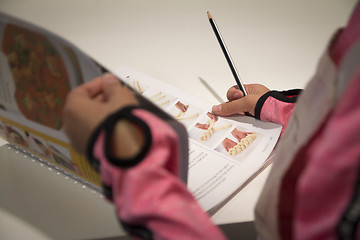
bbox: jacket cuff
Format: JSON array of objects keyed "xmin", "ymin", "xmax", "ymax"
[{"xmin": 254, "ymin": 89, "xmax": 302, "ymax": 120}]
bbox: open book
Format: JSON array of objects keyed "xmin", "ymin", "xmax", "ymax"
[{"xmin": 0, "ymin": 12, "xmax": 281, "ymax": 214}]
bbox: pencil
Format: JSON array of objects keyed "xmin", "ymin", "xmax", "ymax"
[{"xmin": 207, "ymin": 11, "xmax": 247, "ymax": 96}]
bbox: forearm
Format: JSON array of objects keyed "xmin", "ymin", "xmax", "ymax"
[
  {"xmin": 87, "ymin": 107, "xmax": 226, "ymax": 240},
  {"xmin": 109, "ymin": 119, "xmax": 144, "ymax": 159}
]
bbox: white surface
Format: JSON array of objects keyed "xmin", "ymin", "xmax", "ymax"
[
  {"xmin": 0, "ymin": 0, "xmax": 357, "ymax": 239},
  {"xmin": 0, "ymin": 137, "xmax": 7, "ymax": 147},
  {"xmin": 0, "ymin": 146, "xmax": 123, "ymax": 240},
  {"xmin": 0, "ymin": 208, "xmax": 51, "ymax": 240}
]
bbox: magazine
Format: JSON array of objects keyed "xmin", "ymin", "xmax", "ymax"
[{"xmin": 0, "ymin": 12, "xmax": 281, "ymax": 214}]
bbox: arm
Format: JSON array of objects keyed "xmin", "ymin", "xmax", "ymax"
[
  {"xmin": 212, "ymin": 84, "xmax": 301, "ymax": 133},
  {"xmin": 88, "ymin": 107, "xmax": 225, "ymax": 240},
  {"xmin": 63, "ymin": 74, "xmax": 226, "ymax": 240}
]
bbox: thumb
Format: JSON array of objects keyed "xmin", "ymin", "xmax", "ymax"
[
  {"xmin": 212, "ymin": 98, "xmax": 250, "ymax": 116},
  {"xmin": 102, "ymin": 73, "xmax": 120, "ymax": 100}
]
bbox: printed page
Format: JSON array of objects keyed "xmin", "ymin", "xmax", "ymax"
[
  {"xmin": 115, "ymin": 66, "xmax": 282, "ymax": 213},
  {"xmin": 0, "ymin": 13, "xmax": 104, "ymax": 187}
]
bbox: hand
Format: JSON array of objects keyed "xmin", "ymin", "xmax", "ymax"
[
  {"xmin": 63, "ymin": 74, "xmax": 139, "ymax": 154},
  {"xmin": 212, "ymin": 84, "xmax": 270, "ymax": 116}
]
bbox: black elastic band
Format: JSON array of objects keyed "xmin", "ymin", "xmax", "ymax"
[
  {"xmin": 86, "ymin": 106, "xmax": 152, "ymax": 170},
  {"xmin": 104, "ymin": 107, "xmax": 152, "ymax": 168},
  {"xmin": 119, "ymin": 220, "xmax": 153, "ymax": 240}
]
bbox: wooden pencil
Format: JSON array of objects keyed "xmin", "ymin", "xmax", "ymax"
[{"xmin": 207, "ymin": 11, "xmax": 247, "ymax": 96}]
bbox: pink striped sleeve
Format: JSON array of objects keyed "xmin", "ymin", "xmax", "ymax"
[
  {"xmin": 89, "ymin": 107, "xmax": 226, "ymax": 240},
  {"xmin": 255, "ymin": 90, "xmax": 301, "ymax": 134}
]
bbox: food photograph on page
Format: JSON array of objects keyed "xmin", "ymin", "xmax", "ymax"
[
  {"xmin": 25, "ymin": 131, "xmax": 51, "ymax": 159},
  {"xmin": 145, "ymin": 89, "xmax": 175, "ymax": 110},
  {"xmin": 47, "ymin": 142, "xmax": 79, "ymax": 174},
  {"xmin": 189, "ymin": 112, "xmax": 232, "ymax": 148},
  {"xmin": 215, "ymin": 127, "xmax": 260, "ymax": 161},
  {"xmin": 128, "ymin": 77, "xmax": 149, "ymax": 94},
  {"xmin": 1, "ymin": 23, "xmax": 72, "ymax": 130},
  {"xmin": 3, "ymin": 123, "xmax": 28, "ymax": 147},
  {"xmin": 167, "ymin": 100, "xmax": 201, "ymax": 128}
]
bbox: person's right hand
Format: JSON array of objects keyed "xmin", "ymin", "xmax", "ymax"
[{"xmin": 212, "ymin": 84, "xmax": 270, "ymax": 116}]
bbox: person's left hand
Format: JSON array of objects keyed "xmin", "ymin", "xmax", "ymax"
[
  {"xmin": 63, "ymin": 74, "xmax": 139, "ymax": 154},
  {"xmin": 212, "ymin": 84, "xmax": 270, "ymax": 116}
]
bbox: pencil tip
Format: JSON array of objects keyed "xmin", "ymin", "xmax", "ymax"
[{"xmin": 207, "ymin": 11, "xmax": 212, "ymax": 19}]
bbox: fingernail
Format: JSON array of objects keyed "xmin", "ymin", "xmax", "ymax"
[
  {"xmin": 212, "ymin": 104, "xmax": 221, "ymax": 113},
  {"xmin": 233, "ymin": 92, "xmax": 242, "ymax": 99}
]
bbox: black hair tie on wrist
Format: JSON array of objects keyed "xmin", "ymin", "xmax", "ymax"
[{"xmin": 86, "ymin": 106, "xmax": 152, "ymax": 171}]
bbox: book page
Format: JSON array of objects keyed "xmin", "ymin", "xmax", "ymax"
[
  {"xmin": 0, "ymin": 13, "xmax": 104, "ymax": 188},
  {"xmin": 115, "ymin": 66, "xmax": 282, "ymax": 213}
]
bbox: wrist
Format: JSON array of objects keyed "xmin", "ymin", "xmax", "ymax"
[
  {"xmin": 86, "ymin": 106, "xmax": 152, "ymax": 170},
  {"xmin": 110, "ymin": 119, "xmax": 144, "ymax": 159}
]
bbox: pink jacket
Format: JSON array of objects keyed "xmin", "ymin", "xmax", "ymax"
[{"xmin": 255, "ymin": 3, "xmax": 360, "ymax": 239}]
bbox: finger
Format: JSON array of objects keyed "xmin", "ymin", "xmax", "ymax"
[
  {"xmin": 94, "ymin": 93, "xmax": 106, "ymax": 102},
  {"xmin": 244, "ymin": 84, "xmax": 270, "ymax": 95},
  {"xmin": 243, "ymin": 84, "xmax": 257, "ymax": 95},
  {"xmin": 102, "ymin": 73, "xmax": 121, "ymax": 100},
  {"xmin": 80, "ymin": 76, "xmax": 105, "ymax": 98},
  {"xmin": 227, "ymin": 86, "xmax": 244, "ymax": 101},
  {"xmin": 102, "ymin": 74, "xmax": 139, "ymax": 109},
  {"xmin": 212, "ymin": 98, "xmax": 249, "ymax": 116}
]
